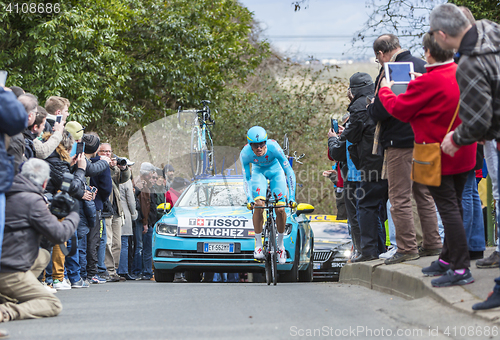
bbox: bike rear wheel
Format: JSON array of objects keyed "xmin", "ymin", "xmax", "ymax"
[{"xmin": 190, "ymin": 125, "xmax": 203, "ymax": 177}]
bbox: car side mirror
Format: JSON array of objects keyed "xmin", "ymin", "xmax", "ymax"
[
  {"xmin": 296, "ymin": 203, "xmax": 314, "ymax": 216},
  {"xmin": 157, "ymin": 203, "xmax": 171, "ymax": 214}
]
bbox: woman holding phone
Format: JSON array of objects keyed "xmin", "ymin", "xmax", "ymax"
[{"xmin": 378, "ymin": 33, "xmax": 476, "ymax": 288}]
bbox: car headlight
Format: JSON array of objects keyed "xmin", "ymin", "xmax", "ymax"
[
  {"xmin": 156, "ymin": 223, "xmax": 177, "ymax": 236},
  {"xmin": 284, "ymin": 223, "xmax": 293, "ymax": 235},
  {"xmin": 337, "ymin": 244, "xmax": 352, "ymax": 259}
]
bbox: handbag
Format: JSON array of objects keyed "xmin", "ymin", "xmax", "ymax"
[{"xmin": 411, "ymin": 103, "xmax": 460, "ymax": 187}]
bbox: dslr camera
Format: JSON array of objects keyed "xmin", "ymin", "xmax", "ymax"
[
  {"xmin": 114, "ymin": 155, "xmax": 127, "ymax": 167},
  {"xmin": 49, "ymin": 173, "xmax": 77, "ymax": 219}
]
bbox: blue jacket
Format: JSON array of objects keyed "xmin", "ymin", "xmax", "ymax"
[{"xmin": 0, "ymin": 88, "xmax": 28, "ymax": 192}]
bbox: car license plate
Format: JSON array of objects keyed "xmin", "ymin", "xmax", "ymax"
[
  {"xmin": 331, "ymin": 262, "xmax": 345, "ymax": 268},
  {"xmin": 203, "ymin": 243, "xmax": 234, "ymax": 253},
  {"xmin": 313, "ymin": 263, "xmax": 321, "ymax": 270}
]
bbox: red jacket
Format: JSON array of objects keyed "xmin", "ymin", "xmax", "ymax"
[{"xmin": 379, "ymin": 61, "xmax": 476, "ymax": 176}]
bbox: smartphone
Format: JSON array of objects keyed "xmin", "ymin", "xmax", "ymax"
[
  {"xmin": 76, "ymin": 141, "xmax": 85, "ymax": 155},
  {"xmin": 0, "ymin": 70, "xmax": 7, "ymax": 86},
  {"xmin": 90, "ymin": 187, "xmax": 97, "ymax": 193},
  {"xmin": 331, "ymin": 118, "xmax": 339, "ymax": 133},
  {"xmin": 56, "ymin": 115, "xmax": 62, "ymax": 124}
]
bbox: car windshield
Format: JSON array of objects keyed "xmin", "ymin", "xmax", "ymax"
[
  {"xmin": 177, "ymin": 181, "xmax": 247, "ymax": 207},
  {"xmin": 310, "ymin": 222, "xmax": 351, "ymax": 241}
]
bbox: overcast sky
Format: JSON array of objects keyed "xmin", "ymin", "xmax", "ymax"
[{"xmin": 239, "ymin": 0, "xmax": 371, "ymax": 60}]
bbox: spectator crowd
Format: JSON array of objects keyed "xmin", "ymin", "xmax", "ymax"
[
  {"xmin": 0, "ymin": 85, "xmax": 194, "ymax": 329},
  {"xmin": 327, "ymin": 3, "xmax": 500, "ymax": 311}
]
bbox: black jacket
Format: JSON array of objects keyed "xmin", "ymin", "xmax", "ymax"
[
  {"xmin": 89, "ymin": 156, "xmax": 112, "ymax": 212},
  {"xmin": 23, "ymin": 129, "xmax": 37, "ymax": 160},
  {"xmin": 45, "ymin": 148, "xmax": 86, "ymax": 199},
  {"xmin": 1, "ymin": 174, "xmax": 79, "ymax": 272},
  {"xmin": 368, "ymin": 50, "xmax": 426, "ymax": 149},
  {"xmin": 343, "ymin": 86, "xmax": 383, "ymax": 181}
]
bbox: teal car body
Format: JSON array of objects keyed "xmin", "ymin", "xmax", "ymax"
[{"xmin": 152, "ymin": 175, "xmax": 314, "ymax": 282}]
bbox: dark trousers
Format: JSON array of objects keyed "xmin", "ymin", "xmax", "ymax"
[
  {"xmin": 427, "ymin": 172, "xmax": 470, "ymax": 270},
  {"xmin": 335, "ymin": 189, "xmax": 347, "ymax": 220},
  {"xmin": 86, "ymin": 210, "xmax": 101, "ymax": 278},
  {"xmin": 344, "ymin": 181, "xmax": 361, "ymax": 252},
  {"xmin": 358, "ymin": 180, "xmax": 388, "ymax": 257}
]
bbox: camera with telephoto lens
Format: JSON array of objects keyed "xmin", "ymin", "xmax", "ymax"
[
  {"xmin": 50, "ymin": 173, "xmax": 76, "ymax": 219},
  {"xmin": 114, "ymin": 155, "xmax": 127, "ymax": 167}
]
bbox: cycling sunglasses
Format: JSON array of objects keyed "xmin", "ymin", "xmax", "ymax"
[{"xmin": 251, "ymin": 141, "xmax": 266, "ymax": 149}]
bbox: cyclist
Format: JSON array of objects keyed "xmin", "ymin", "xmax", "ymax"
[{"xmin": 240, "ymin": 126, "xmax": 297, "ymax": 264}]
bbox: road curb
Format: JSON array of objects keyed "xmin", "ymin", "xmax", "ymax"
[{"xmin": 340, "ymin": 259, "xmax": 500, "ymax": 324}]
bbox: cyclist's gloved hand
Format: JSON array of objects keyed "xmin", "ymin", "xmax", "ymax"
[
  {"xmin": 247, "ymin": 202, "xmax": 255, "ymax": 210},
  {"xmin": 289, "ymin": 201, "xmax": 297, "ymax": 209}
]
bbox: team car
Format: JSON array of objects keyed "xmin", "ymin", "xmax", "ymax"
[
  {"xmin": 308, "ymin": 215, "xmax": 352, "ymax": 281},
  {"xmin": 152, "ymin": 175, "xmax": 315, "ymax": 282}
]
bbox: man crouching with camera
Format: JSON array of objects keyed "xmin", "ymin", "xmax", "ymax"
[{"xmin": 0, "ymin": 158, "xmax": 79, "ymax": 322}]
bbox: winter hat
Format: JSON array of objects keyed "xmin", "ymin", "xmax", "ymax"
[
  {"xmin": 65, "ymin": 121, "xmax": 84, "ymax": 141},
  {"xmin": 82, "ymin": 134, "xmax": 100, "ymax": 154},
  {"xmin": 349, "ymin": 72, "xmax": 373, "ymax": 89},
  {"xmin": 140, "ymin": 162, "xmax": 156, "ymax": 176},
  {"xmin": 171, "ymin": 177, "xmax": 190, "ymax": 191}
]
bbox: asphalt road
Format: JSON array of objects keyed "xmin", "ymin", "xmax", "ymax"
[{"xmin": 4, "ymin": 281, "xmax": 499, "ymax": 340}]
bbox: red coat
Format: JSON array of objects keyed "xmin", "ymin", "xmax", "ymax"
[{"xmin": 379, "ymin": 61, "xmax": 476, "ymax": 176}]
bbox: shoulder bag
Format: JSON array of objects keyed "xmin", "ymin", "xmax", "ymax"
[{"xmin": 411, "ymin": 103, "xmax": 460, "ymax": 187}]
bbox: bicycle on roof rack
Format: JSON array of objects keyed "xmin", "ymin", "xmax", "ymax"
[
  {"xmin": 178, "ymin": 100, "xmax": 215, "ymax": 178},
  {"xmin": 283, "ymin": 133, "xmax": 305, "ymax": 168}
]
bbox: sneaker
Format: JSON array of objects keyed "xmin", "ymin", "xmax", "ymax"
[
  {"xmin": 106, "ymin": 274, "xmax": 121, "ymax": 282},
  {"xmin": 476, "ymin": 251, "xmax": 500, "ymax": 268},
  {"xmin": 254, "ymin": 247, "xmax": 265, "ymax": 260},
  {"xmin": 472, "ymin": 291, "xmax": 500, "ymax": 310},
  {"xmin": 173, "ymin": 277, "xmax": 188, "ymax": 283},
  {"xmin": 379, "ymin": 246, "xmax": 398, "ymax": 259},
  {"xmin": 350, "ymin": 254, "xmax": 379, "ymax": 263},
  {"xmin": 90, "ymin": 275, "xmax": 106, "ymax": 284},
  {"xmin": 140, "ymin": 275, "xmax": 152, "ymax": 280},
  {"xmin": 431, "ymin": 269, "xmax": 474, "ymax": 287},
  {"xmin": 42, "ymin": 282, "xmax": 57, "ymax": 294},
  {"xmin": 384, "ymin": 252, "xmax": 419, "ymax": 265},
  {"xmin": 277, "ymin": 247, "xmax": 287, "ymax": 264},
  {"xmin": 418, "ymin": 247, "xmax": 442, "ymax": 257},
  {"xmin": 422, "ymin": 260, "xmax": 450, "ymax": 276},
  {"xmin": 53, "ymin": 279, "xmax": 71, "ymax": 290},
  {"xmin": 71, "ymin": 278, "xmax": 90, "ymax": 288}
]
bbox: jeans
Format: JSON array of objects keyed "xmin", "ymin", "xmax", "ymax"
[
  {"xmin": 484, "ymin": 141, "xmax": 500, "ymax": 251},
  {"xmin": 462, "ymin": 170, "xmax": 486, "ymax": 251},
  {"xmin": 0, "ymin": 193, "xmax": 5, "ymax": 260},
  {"xmin": 65, "ymin": 230, "xmax": 81, "ymax": 283},
  {"xmin": 117, "ymin": 235, "xmax": 130, "ymax": 275},
  {"xmin": 494, "ymin": 149, "xmax": 500, "ymax": 293},
  {"xmin": 97, "ymin": 217, "xmax": 108, "ymax": 275},
  {"xmin": 142, "ymin": 225, "xmax": 154, "ymax": 277},
  {"xmin": 77, "ymin": 200, "xmax": 93, "ymax": 279},
  {"xmin": 131, "ymin": 220, "xmax": 144, "ymax": 277},
  {"xmin": 344, "ymin": 181, "xmax": 361, "ymax": 252}
]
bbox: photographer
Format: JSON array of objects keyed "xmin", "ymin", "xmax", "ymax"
[{"xmin": 0, "ymin": 158, "xmax": 79, "ymax": 321}]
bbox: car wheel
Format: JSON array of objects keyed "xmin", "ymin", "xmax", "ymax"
[
  {"xmin": 154, "ymin": 268, "xmax": 175, "ymax": 282},
  {"xmin": 280, "ymin": 237, "xmax": 300, "ymax": 283},
  {"xmin": 185, "ymin": 271, "xmax": 201, "ymax": 282},
  {"xmin": 299, "ymin": 240, "xmax": 313, "ymax": 282}
]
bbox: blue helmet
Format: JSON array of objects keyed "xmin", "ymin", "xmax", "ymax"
[{"xmin": 247, "ymin": 126, "xmax": 268, "ymax": 144}]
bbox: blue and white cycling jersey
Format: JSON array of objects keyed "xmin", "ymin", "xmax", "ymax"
[{"xmin": 239, "ymin": 139, "xmax": 296, "ymax": 204}]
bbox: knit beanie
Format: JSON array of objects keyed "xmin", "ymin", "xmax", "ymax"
[{"xmin": 82, "ymin": 134, "xmax": 100, "ymax": 154}]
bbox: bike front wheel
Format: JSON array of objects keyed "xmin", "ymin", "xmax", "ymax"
[{"xmin": 269, "ymin": 220, "xmax": 278, "ymax": 286}]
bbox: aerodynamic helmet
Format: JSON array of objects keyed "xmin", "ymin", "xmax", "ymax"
[{"xmin": 246, "ymin": 126, "xmax": 268, "ymax": 144}]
